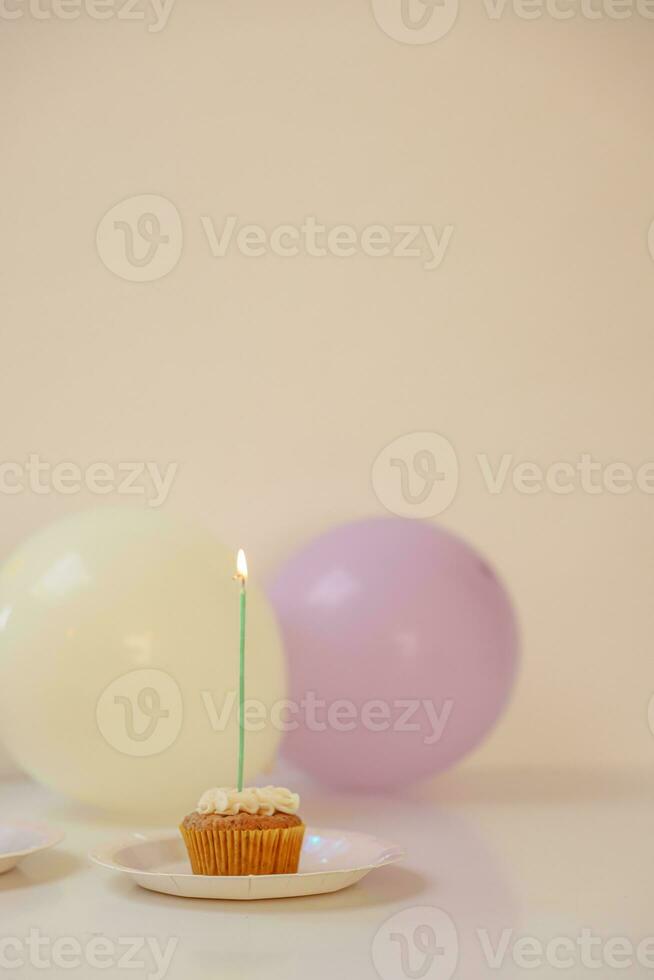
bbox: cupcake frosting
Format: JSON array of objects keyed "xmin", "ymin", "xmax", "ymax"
[{"xmin": 196, "ymin": 786, "xmax": 300, "ymax": 816}]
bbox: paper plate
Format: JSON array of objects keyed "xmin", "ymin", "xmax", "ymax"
[
  {"xmin": 0, "ymin": 822, "xmax": 65, "ymax": 874},
  {"xmin": 90, "ymin": 826, "xmax": 404, "ymax": 900}
]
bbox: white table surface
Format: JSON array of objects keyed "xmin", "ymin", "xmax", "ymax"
[{"xmin": 0, "ymin": 769, "xmax": 651, "ymax": 979}]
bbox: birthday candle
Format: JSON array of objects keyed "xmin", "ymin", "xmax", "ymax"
[{"xmin": 235, "ymin": 549, "xmax": 248, "ymax": 792}]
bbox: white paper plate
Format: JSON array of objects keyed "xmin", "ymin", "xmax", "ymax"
[
  {"xmin": 0, "ymin": 822, "xmax": 65, "ymax": 874},
  {"xmin": 90, "ymin": 827, "xmax": 405, "ymax": 900}
]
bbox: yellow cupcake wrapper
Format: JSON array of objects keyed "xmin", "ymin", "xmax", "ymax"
[{"xmin": 180, "ymin": 823, "xmax": 305, "ymax": 876}]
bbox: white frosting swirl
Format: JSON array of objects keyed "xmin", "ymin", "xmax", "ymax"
[{"xmin": 196, "ymin": 786, "xmax": 300, "ymax": 816}]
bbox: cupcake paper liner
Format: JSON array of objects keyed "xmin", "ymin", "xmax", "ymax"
[{"xmin": 180, "ymin": 823, "xmax": 305, "ymax": 876}]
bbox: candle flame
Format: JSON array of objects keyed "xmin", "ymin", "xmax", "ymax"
[{"xmin": 236, "ymin": 548, "xmax": 248, "ymax": 582}]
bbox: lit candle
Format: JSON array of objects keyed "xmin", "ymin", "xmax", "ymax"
[{"xmin": 234, "ymin": 549, "xmax": 248, "ymax": 792}]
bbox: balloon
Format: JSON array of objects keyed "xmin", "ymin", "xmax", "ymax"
[
  {"xmin": 0, "ymin": 509, "xmax": 286, "ymax": 820},
  {"xmin": 268, "ymin": 518, "xmax": 518, "ymax": 790}
]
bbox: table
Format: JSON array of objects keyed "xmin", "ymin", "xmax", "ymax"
[{"xmin": 1, "ymin": 769, "xmax": 651, "ymax": 979}]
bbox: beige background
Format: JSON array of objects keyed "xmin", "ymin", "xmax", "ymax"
[{"xmin": 1, "ymin": 1, "xmax": 653, "ymax": 776}]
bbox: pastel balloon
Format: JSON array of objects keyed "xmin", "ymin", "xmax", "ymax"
[
  {"xmin": 0, "ymin": 509, "xmax": 286, "ymax": 820},
  {"xmin": 268, "ymin": 518, "xmax": 518, "ymax": 790}
]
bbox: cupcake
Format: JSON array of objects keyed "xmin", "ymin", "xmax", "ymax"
[{"xmin": 180, "ymin": 786, "xmax": 305, "ymax": 876}]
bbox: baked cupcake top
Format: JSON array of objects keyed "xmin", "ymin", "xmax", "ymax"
[{"xmin": 195, "ymin": 786, "xmax": 300, "ymax": 817}]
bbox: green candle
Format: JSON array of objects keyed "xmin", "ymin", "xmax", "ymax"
[{"xmin": 235, "ymin": 549, "xmax": 248, "ymax": 792}]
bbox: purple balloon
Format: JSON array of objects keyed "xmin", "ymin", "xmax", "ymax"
[{"xmin": 268, "ymin": 518, "xmax": 518, "ymax": 790}]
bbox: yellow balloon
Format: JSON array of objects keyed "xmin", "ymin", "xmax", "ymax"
[{"xmin": 0, "ymin": 509, "xmax": 286, "ymax": 821}]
